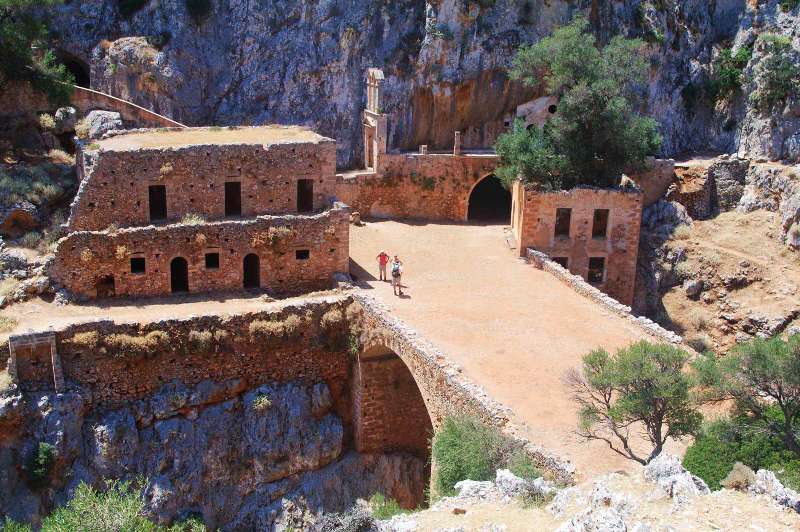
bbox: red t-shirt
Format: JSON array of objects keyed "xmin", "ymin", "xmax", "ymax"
[{"xmin": 378, "ymin": 253, "xmax": 390, "ymax": 265}]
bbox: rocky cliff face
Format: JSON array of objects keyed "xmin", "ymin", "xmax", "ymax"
[
  {"xmin": 0, "ymin": 380, "xmax": 426, "ymax": 530},
  {"xmin": 46, "ymin": 1, "xmax": 799, "ymax": 168}
]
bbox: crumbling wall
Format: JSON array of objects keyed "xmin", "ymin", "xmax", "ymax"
[
  {"xmin": 50, "ymin": 206, "xmax": 350, "ymax": 298},
  {"xmin": 336, "ymin": 153, "xmax": 499, "ymax": 221},
  {"xmin": 512, "ymin": 185, "xmax": 643, "ymax": 305},
  {"xmin": 67, "ymin": 136, "xmax": 337, "ymax": 231}
]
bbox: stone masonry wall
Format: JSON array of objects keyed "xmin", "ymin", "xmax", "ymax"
[
  {"xmin": 336, "ymin": 153, "xmax": 499, "ymax": 221},
  {"xmin": 50, "ymin": 206, "xmax": 350, "ymax": 298},
  {"xmin": 67, "ymin": 136, "xmax": 337, "ymax": 231},
  {"xmin": 512, "ymin": 184, "xmax": 643, "ymax": 306}
]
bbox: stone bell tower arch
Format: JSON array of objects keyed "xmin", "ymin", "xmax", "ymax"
[{"xmin": 363, "ymin": 68, "xmax": 388, "ymax": 172}]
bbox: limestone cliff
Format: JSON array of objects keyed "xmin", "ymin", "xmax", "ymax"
[
  {"xmin": 46, "ymin": 1, "xmax": 800, "ymax": 168},
  {"xmin": 0, "ymin": 380, "xmax": 425, "ymax": 530}
]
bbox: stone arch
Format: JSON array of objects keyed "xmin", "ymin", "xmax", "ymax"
[
  {"xmin": 466, "ymin": 173, "xmax": 511, "ymax": 223},
  {"xmin": 354, "ymin": 339, "xmax": 434, "ymax": 460}
]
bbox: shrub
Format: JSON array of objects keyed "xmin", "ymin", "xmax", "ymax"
[
  {"xmin": 48, "ymin": 149, "xmax": 75, "ymax": 165},
  {"xmin": 75, "ymin": 118, "xmax": 91, "ymax": 139},
  {"xmin": 707, "ymin": 46, "xmax": 751, "ymax": 101},
  {"xmin": 0, "ymin": 166, "xmax": 65, "ymax": 207},
  {"xmin": 368, "ymin": 493, "xmax": 409, "ymax": 519},
  {"xmin": 186, "ymin": 0, "xmax": 213, "ymax": 22},
  {"xmin": 38, "ymin": 113, "xmax": 55, "ymax": 131},
  {"xmin": 115, "ymin": 245, "xmax": 129, "ymax": 261},
  {"xmin": 26, "ymin": 441, "xmax": 54, "ymax": 488},
  {"xmin": 432, "ymin": 415, "xmax": 534, "ymax": 496},
  {"xmin": 1, "ymin": 517, "xmax": 31, "ymax": 532},
  {"xmin": 683, "ymin": 423, "xmax": 737, "ymax": 489},
  {"xmin": 249, "ymin": 315, "xmax": 302, "ymax": 340},
  {"xmin": 0, "ymin": 370, "xmax": 14, "ymax": 394},
  {"xmin": 159, "ymin": 162, "xmax": 174, "ymax": 177},
  {"xmin": 252, "ymin": 393, "xmax": 272, "ymax": 411},
  {"xmin": 80, "ymin": 248, "xmax": 94, "ymax": 263},
  {"xmin": 320, "ymin": 308, "xmax": 343, "ymax": 329},
  {"xmin": 688, "ymin": 309, "xmax": 709, "ymax": 331},
  {"xmin": 566, "ymin": 340, "xmax": 702, "ymax": 464},
  {"xmin": 105, "ymin": 330, "xmax": 170, "ymax": 357},
  {"xmin": 67, "ymin": 330, "xmax": 100, "ymax": 349},
  {"xmin": 721, "ymin": 462, "xmax": 756, "ymax": 491},
  {"xmin": 686, "ymin": 332, "xmax": 713, "ymax": 353},
  {"xmin": 751, "ymin": 34, "xmax": 800, "ymax": 113}
]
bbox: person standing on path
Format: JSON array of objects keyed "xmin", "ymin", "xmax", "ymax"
[
  {"xmin": 391, "ymin": 255, "xmax": 404, "ymax": 296},
  {"xmin": 376, "ymin": 250, "xmax": 390, "ymax": 281}
]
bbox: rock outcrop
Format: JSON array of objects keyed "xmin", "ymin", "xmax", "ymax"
[{"xmin": 0, "ymin": 380, "xmax": 426, "ymax": 529}]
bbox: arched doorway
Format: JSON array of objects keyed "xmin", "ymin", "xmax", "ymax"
[
  {"xmin": 354, "ymin": 343, "xmax": 433, "ymax": 508},
  {"xmin": 58, "ymin": 51, "xmax": 90, "ymax": 88},
  {"xmin": 170, "ymin": 257, "xmax": 189, "ymax": 293},
  {"xmin": 95, "ymin": 275, "xmax": 115, "ymax": 298},
  {"xmin": 467, "ymin": 174, "xmax": 511, "ymax": 223},
  {"xmin": 243, "ymin": 253, "xmax": 260, "ymax": 289}
]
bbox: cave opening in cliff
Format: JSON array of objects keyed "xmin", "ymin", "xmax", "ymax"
[
  {"xmin": 58, "ymin": 51, "xmax": 90, "ymax": 88},
  {"xmin": 467, "ymin": 174, "xmax": 511, "ymax": 223}
]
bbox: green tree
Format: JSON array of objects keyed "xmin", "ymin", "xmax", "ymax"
[
  {"xmin": 496, "ymin": 17, "xmax": 661, "ymax": 189},
  {"xmin": 566, "ymin": 340, "xmax": 702, "ymax": 465},
  {"xmin": 707, "ymin": 46, "xmax": 752, "ymax": 102},
  {"xmin": 694, "ymin": 334, "xmax": 800, "ymax": 457},
  {"xmin": 0, "ymin": 0, "xmax": 74, "ymax": 105},
  {"xmin": 494, "ymin": 119, "xmax": 565, "ymax": 190}
]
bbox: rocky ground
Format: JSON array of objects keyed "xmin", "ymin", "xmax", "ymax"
[
  {"xmin": 636, "ymin": 158, "xmax": 800, "ymax": 351},
  {"xmin": 364, "ymin": 455, "xmax": 800, "ymax": 531}
]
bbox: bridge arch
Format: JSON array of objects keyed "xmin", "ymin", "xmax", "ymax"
[
  {"xmin": 353, "ymin": 340, "xmax": 434, "ymax": 461},
  {"xmin": 466, "ymin": 173, "xmax": 511, "ymax": 223}
]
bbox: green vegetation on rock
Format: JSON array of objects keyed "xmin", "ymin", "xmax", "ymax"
[
  {"xmin": 495, "ymin": 17, "xmax": 660, "ymax": 190},
  {"xmin": 431, "ymin": 415, "xmax": 540, "ymax": 497},
  {"xmin": 750, "ymin": 34, "xmax": 800, "ymax": 113},
  {"xmin": 0, "ymin": 0, "xmax": 74, "ymax": 105}
]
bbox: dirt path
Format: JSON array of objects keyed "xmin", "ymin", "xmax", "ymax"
[{"xmin": 350, "ymin": 220, "xmax": 685, "ymax": 479}]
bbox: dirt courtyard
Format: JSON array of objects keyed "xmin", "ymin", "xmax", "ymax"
[{"xmin": 350, "ymin": 220, "xmax": 684, "ymax": 479}]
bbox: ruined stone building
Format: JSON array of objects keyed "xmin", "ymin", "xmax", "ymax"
[
  {"xmin": 511, "ymin": 183, "xmax": 643, "ymax": 305},
  {"xmin": 50, "ymin": 126, "xmax": 350, "ymax": 298}
]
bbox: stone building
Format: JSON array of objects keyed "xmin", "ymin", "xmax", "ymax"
[
  {"xmin": 511, "ymin": 182, "xmax": 643, "ymax": 305},
  {"xmin": 51, "ymin": 125, "xmax": 350, "ymax": 298}
]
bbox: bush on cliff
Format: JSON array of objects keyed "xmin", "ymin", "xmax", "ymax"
[
  {"xmin": 495, "ymin": 16, "xmax": 660, "ymax": 190},
  {"xmin": 566, "ymin": 340, "xmax": 702, "ymax": 465},
  {"xmin": 432, "ymin": 415, "xmax": 540, "ymax": 496}
]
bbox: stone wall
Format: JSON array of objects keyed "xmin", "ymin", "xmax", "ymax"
[
  {"xmin": 511, "ymin": 183, "xmax": 643, "ymax": 305},
  {"xmin": 67, "ymin": 133, "xmax": 337, "ymax": 231},
  {"xmin": 336, "ymin": 153, "xmax": 499, "ymax": 221},
  {"xmin": 628, "ymin": 158, "xmax": 676, "ymax": 207},
  {"xmin": 50, "ymin": 206, "xmax": 350, "ymax": 298},
  {"xmin": 70, "ymin": 85, "xmax": 185, "ymax": 129}
]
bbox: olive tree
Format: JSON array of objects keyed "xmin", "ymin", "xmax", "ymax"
[{"xmin": 566, "ymin": 340, "xmax": 702, "ymax": 465}]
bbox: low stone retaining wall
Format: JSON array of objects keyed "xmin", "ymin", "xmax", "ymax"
[{"xmin": 526, "ymin": 248, "xmax": 682, "ymax": 344}]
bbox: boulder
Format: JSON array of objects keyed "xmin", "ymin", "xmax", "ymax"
[
  {"xmin": 0, "ymin": 201, "xmax": 39, "ymax": 237},
  {"xmin": 53, "ymin": 107, "xmax": 77, "ymax": 135},
  {"xmin": 749, "ymin": 469, "xmax": 800, "ymax": 513},
  {"xmin": 84, "ymin": 110, "xmax": 123, "ymax": 139},
  {"xmin": 683, "ymin": 279, "xmax": 703, "ymax": 298},
  {"xmin": 644, "ymin": 453, "xmax": 709, "ymax": 505},
  {"xmin": 495, "ymin": 469, "xmax": 528, "ymax": 497}
]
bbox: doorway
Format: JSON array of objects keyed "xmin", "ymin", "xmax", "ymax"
[
  {"xmin": 170, "ymin": 257, "xmax": 189, "ymax": 293},
  {"xmin": 95, "ymin": 275, "xmax": 115, "ymax": 298},
  {"xmin": 467, "ymin": 174, "xmax": 511, "ymax": 223},
  {"xmin": 243, "ymin": 253, "xmax": 260, "ymax": 289},
  {"xmin": 225, "ymin": 181, "xmax": 242, "ymax": 217},
  {"xmin": 297, "ymin": 179, "xmax": 314, "ymax": 212},
  {"xmin": 149, "ymin": 185, "xmax": 167, "ymax": 222}
]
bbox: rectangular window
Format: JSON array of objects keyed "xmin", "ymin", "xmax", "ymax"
[
  {"xmin": 225, "ymin": 181, "xmax": 242, "ymax": 216},
  {"xmin": 552, "ymin": 257, "xmax": 569, "ymax": 269},
  {"xmin": 205, "ymin": 252, "xmax": 220, "ymax": 269},
  {"xmin": 554, "ymin": 208, "xmax": 571, "ymax": 238},
  {"xmin": 148, "ymin": 185, "xmax": 167, "ymax": 221},
  {"xmin": 588, "ymin": 257, "xmax": 606, "ymax": 285},
  {"xmin": 130, "ymin": 257, "xmax": 146, "ymax": 274},
  {"xmin": 295, "ymin": 249, "xmax": 310, "ymax": 260},
  {"xmin": 592, "ymin": 209, "xmax": 610, "ymax": 239},
  {"xmin": 297, "ymin": 179, "xmax": 314, "ymax": 212}
]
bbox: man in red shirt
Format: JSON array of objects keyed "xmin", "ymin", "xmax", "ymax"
[{"xmin": 376, "ymin": 250, "xmax": 390, "ymax": 281}]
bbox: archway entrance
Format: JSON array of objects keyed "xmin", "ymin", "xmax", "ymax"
[
  {"xmin": 58, "ymin": 51, "xmax": 90, "ymax": 88},
  {"xmin": 170, "ymin": 257, "xmax": 189, "ymax": 293},
  {"xmin": 467, "ymin": 174, "xmax": 511, "ymax": 223},
  {"xmin": 243, "ymin": 253, "xmax": 260, "ymax": 289}
]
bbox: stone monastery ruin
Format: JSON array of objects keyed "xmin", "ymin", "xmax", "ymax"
[{"xmin": 50, "ymin": 126, "xmax": 350, "ymax": 298}]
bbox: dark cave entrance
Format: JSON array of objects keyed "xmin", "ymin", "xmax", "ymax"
[
  {"xmin": 467, "ymin": 174, "xmax": 511, "ymax": 223},
  {"xmin": 58, "ymin": 51, "xmax": 90, "ymax": 88}
]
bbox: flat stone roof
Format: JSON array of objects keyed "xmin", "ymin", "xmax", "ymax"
[{"xmin": 96, "ymin": 125, "xmax": 332, "ymax": 151}]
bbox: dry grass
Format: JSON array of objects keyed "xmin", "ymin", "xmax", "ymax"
[
  {"xmin": 180, "ymin": 212, "xmax": 206, "ymax": 225},
  {"xmin": 105, "ymin": 330, "xmax": 170, "ymax": 357},
  {"xmin": 320, "ymin": 308, "xmax": 343, "ymax": 329},
  {"xmin": 688, "ymin": 309, "xmax": 709, "ymax": 331},
  {"xmin": 39, "ymin": 113, "xmax": 55, "ymax": 131},
  {"xmin": 672, "ymin": 224, "xmax": 692, "ymax": 240},
  {"xmin": 252, "ymin": 393, "xmax": 272, "ymax": 411},
  {"xmin": 68, "ymin": 330, "xmax": 100, "ymax": 349},
  {"xmin": 249, "ymin": 315, "xmax": 303, "ymax": 339},
  {"xmin": 75, "ymin": 118, "xmax": 90, "ymax": 139},
  {"xmin": 115, "ymin": 245, "xmax": 129, "ymax": 260},
  {"xmin": 0, "ymin": 278, "xmax": 20, "ymax": 298},
  {"xmin": 48, "ymin": 149, "xmax": 75, "ymax": 165},
  {"xmin": 188, "ymin": 329, "xmax": 213, "ymax": 351},
  {"xmin": 0, "ymin": 316, "xmax": 18, "ymax": 333},
  {"xmin": 80, "ymin": 248, "xmax": 94, "ymax": 263}
]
